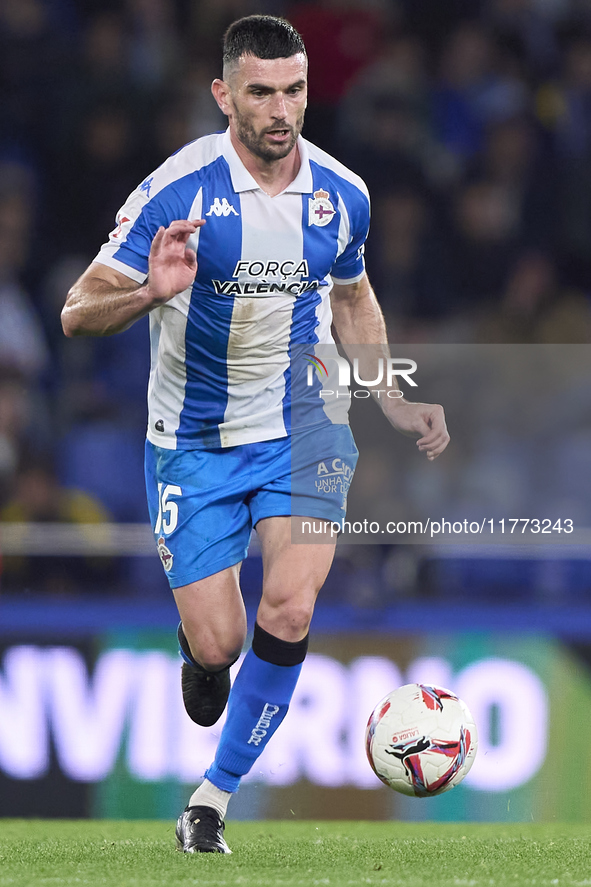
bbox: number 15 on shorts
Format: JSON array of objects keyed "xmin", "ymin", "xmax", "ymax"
[{"xmin": 154, "ymin": 483, "xmax": 182, "ymax": 535}]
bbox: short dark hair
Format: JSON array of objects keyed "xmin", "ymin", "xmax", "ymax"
[{"xmin": 222, "ymin": 15, "xmax": 306, "ymax": 72}]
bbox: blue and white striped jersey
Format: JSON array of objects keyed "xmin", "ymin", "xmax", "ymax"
[{"xmin": 94, "ymin": 129, "xmax": 370, "ymax": 449}]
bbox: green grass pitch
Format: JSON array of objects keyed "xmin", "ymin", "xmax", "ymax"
[{"xmin": 1, "ymin": 820, "xmax": 590, "ymax": 887}]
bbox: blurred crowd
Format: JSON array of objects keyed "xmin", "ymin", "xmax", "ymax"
[{"xmin": 2, "ymin": 0, "xmax": 591, "ymax": 596}]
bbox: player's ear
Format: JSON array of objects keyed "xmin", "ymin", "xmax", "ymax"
[{"xmin": 212, "ymin": 79, "xmax": 232, "ymax": 116}]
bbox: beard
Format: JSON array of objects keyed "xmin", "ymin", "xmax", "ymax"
[{"xmin": 233, "ymin": 108, "xmax": 305, "ymax": 163}]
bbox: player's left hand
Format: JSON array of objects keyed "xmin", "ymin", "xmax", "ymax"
[{"xmin": 383, "ymin": 399, "xmax": 450, "ymax": 460}]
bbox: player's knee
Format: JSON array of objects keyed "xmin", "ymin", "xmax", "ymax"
[
  {"xmin": 198, "ymin": 642, "xmax": 243, "ymax": 673},
  {"xmin": 258, "ymin": 597, "xmax": 315, "ymax": 641},
  {"xmin": 183, "ymin": 627, "xmax": 244, "ymax": 673},
  {"xmin": 285, "ymin": 605, "xmax": 314, "ymax": 638}
]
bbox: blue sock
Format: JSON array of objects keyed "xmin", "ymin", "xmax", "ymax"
[{"xmin": 205, "ymin": 627, "xmax": 307, "ymax": 793}]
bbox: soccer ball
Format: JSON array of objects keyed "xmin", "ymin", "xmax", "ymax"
[{"xmin": 365, "ymin": 683, "xmax": 477, "ymax": 797}]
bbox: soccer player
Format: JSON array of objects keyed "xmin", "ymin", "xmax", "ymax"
[{"xmin": 61, "ymin": 15, "xmax": 449, "ymax": 854}]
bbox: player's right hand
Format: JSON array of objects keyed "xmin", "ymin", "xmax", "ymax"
[{"xmin": 146, "ymin": 219, "xmax": 205, "ymax": 304}]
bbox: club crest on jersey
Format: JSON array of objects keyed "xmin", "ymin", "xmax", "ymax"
[
  {"xmin": 308, "ymin": 189, "xmax": 336, "ymax": 227},
  {"xmin": 157, "ymin": 536, "xmax": 173, "ymax": 571}
]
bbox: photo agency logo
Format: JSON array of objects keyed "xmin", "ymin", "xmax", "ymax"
[{"xmin": 304, "ymin": 353, "xmax": 418, "ymax": 398}]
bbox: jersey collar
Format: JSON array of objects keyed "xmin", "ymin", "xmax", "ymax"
[{"xmin": 222, "ymin": 128, "xmax": 313, "ymax": 195}]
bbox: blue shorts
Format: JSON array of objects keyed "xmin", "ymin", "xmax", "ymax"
[{"xmin": 145, "ymin": 424, "xmax": 358, "ymax": 588}]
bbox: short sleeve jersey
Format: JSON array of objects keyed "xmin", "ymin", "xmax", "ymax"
[{"xmin": 94, "ymin": 129, "xmax": 370, "ymax": 450}]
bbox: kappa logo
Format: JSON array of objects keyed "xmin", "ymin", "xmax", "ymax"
[
  {"xmin": 206, "ymin": 197, "xmax": 239, "ymax": 217},
  {"xmin": 308, "ymin": 188, "xmax": 335, "ymax": 227},
  {"xmin": 139, "ymin": 176, "xmax": 154, "ymax": 198}
]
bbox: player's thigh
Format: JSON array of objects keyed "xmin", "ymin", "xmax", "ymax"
[
  {"xmin": 256, "ymin": 515, "xmax": 336, "ymax": 640},
  {"xmin": 173, "ymin": 564, "xmax": 247, "ymax": 670},
  {"xmin": 249, "ymin": 425, "xmax": 358, "ymax": 530},
  {"xmin": 145, "ymin": 440, "xmax": 253, "ymax": 589}
]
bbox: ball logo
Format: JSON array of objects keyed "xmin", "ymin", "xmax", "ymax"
[{"xmin": 391, "ymin": 728, "xmax": 419, "ymax": 744}]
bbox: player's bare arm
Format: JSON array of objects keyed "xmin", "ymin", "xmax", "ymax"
[
  {"xmin": 61, "ymin": 219, "xmax": 204, "ymax": 337},
  {"xmin": 330, "ymin": 274, "xmax": 450, "ymax": 461}
]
